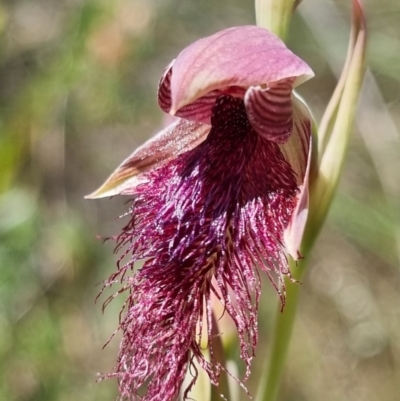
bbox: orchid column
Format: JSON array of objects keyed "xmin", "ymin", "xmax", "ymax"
[{"xmin": 254, "ymin": 1, "xmax": 367, "ymax": 401}]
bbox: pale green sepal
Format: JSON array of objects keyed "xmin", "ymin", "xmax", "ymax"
[
  {"xmin": 280, "ymin": 94, "xmax": 313, "ymax": 259},
  {"xmin": 317, "ymin": 0, "xmax": 362, "ymax": 161},
  {"xmin": 255, "ymin": 0, "xmax": 302, "ymax": 40},
  {"xmin": 307, "ymin": 0, "xmax": 367, "ymax": 239}
]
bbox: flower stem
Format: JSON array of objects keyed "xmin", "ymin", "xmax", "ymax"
[
  {"xmin": 255, "ymin": 0, "xmax": 298, "ymax": 39},
  {"xmin": 255, "ymin": 258, "xmax": 307, "ymax": 401},
  {"xmin": 210, "ymin": 310, "xmax": 231, "ymax": 401}
]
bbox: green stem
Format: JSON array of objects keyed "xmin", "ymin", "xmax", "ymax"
[
  {"xmin": 255, "ymin": 0, "xmax": 298, "ymax": 40},
  {"xmin": 210, "ymin": 310, "xmax": 231, "ymax": 401},
  {"xmin": 255, "ymin": 258, "xmax": 307, "ymax": 401},
  {"xmin": 252, "ymin": 2, "xmax": 366, "ymax": 400},
  {"xmin": 253, "ymin": 0, "xmax": 309, "ymax": 398}
]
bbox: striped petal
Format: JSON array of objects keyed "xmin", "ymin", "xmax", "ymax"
[
  {"xmin": 158, "ymin": 26, "xmax": 314, "ymax": 123},
  {"xmin": 244, "ymin": 78, "xmax": 294, "ymax": 143},
  {"xmin": 85, "ymin": 119, "xmax": 210, "ymax": 199},
  {"xmin": 158, "ymin": 62, "xmax": 226, "ymax": 124},
  {"xmin": 158, "ymin": 61, "xmax": 174, "ymax": 113},
  {"xmin": 159, "ymin": 64, "xmax": 246, "ymax": 124},
  {"xmin": 281, "ymin": 95, "xmax": 313, "ymax": 259}
]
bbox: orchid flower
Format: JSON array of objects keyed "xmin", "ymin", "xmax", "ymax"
[{"xmin": 87, "ymin": 26, "xmax": 314, "ymax": 401}]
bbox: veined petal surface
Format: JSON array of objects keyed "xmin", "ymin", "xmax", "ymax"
[
  {"xmin": 86, "ymin": 119, "xmax": 210, "ymax": 199},
  {"xmin": 159, "ymin": 26, "xmax": 313, "ymax": 120}
]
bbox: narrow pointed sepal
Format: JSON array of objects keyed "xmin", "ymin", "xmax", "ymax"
[
  {"xmin": 280, "ymin": 95, "xmax": 313, "ymax": 259},
  {"xmin": 85, "ymin": 119, "xmax": 210, "ymax": 199},
  {"xmin": 307, "ymin": 0, "xmax": 367, "ymax": 238}
]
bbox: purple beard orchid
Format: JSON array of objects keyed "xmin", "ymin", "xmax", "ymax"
[{"xmin": 88, "ymin": 26, "xmax": 314, "ymax": 401}]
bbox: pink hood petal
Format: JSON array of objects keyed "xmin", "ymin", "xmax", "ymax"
[
  {"xmin": 159, "ymin": 62, "xmax": 245, "ymax": 124},
  {"xmin": 85, "ymin": 119, "xmax": 210, "ymax": 199},
  {"xmin": 280, "ymin": 95, "xmax": 313, "ymax": 259},
  {"xmin": 159, "ymin": 26, "xmax": 313, "ymax": 123}
]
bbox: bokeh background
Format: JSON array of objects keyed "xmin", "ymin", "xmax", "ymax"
[{"xmin": 1, "ymin": 0, "xmax": 399, "ymax": 400}]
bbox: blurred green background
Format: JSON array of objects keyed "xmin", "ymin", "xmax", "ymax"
[{"xmin": 0, "ymin": 0, "xmax": 399, "ymax": 400}]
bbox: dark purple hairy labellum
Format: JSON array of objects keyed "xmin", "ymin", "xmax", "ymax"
[{"xmin": 103, "ymin": 95, "xmax": 298, "ymax": 401}]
